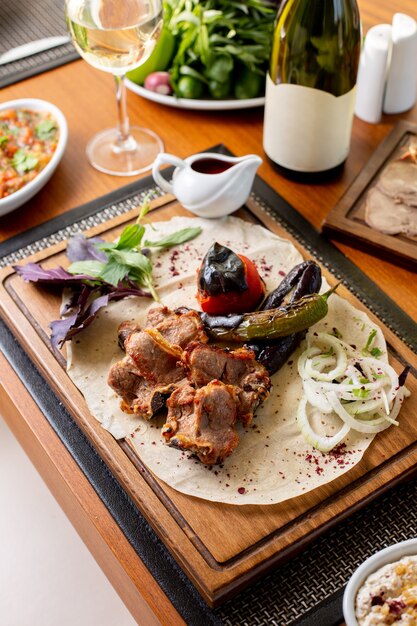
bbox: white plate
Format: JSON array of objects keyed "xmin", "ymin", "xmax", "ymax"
[
  {"xmin": 0, "ymin": 98, "xmax": 68, "ymax": 218},
  {"xmin": 125, "ymin": 78, "xmax": 265, "ymax": 111}
]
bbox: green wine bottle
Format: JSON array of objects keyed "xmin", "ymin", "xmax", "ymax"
[{"xmin": 263, "ymin": 0, "xmax": 361, "ymax": 177}]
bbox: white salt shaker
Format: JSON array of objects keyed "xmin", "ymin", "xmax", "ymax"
[
  {"xmin": 354, "ymin": 24, "xmax": 392, "ymax": 124},
  {"xmin": 383, "ymin": 13, "xmax": 417, "ymax": 114}
]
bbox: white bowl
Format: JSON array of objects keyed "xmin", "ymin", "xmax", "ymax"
[
  {"xmin": 0, "ymin": 98, "xmax": 68, "ymax": 217},
  {"xmin": 343, "ymin": 537, "xmax": 417, "ymax": 625}
]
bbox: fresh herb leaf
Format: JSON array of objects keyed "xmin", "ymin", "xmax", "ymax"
[
  {"xmin": 67, "ymin": 260, "xmax": 106, "ymax": 278},
  {"xmin": 362, "ymin": 329, "xmax": 383, "ymax": 357},
  {"xmin": 13, "ymin": 262, "xmax": 94, "ymax": 284},
  {"xmin": 35, "ymin": 119, "xmax": 57, "ymax": 141},
  {"xmin": 99, "ymin": 257, "xmax": 130, "ymax": 286},
  {"xmin": 370, "ymin": 347, "xmax": 383, "ymax": 357},
  {"xmin": 12, "ymin": 149, "xmax": 38, "ymax": 174},
  {"xmin": 67, "ymin": 234, "xmax": 107, "ymax": 262},
  {"xmin": 0, "ymin": 136, "xmax": 8, "ymax": 147},
  {"xmin": 143, "ymin": 226, "xmax": 202, "ymax": 248},
  {"xmin": 114, "ymin": 223, "xmax": 145, "ymax": 250},
  {"xmin": 353, "ymin": 387, "xmax": 370, "ymax": 399},
  {"xmin": 50, "ymin": 283, "xmax": 151, "ymax": 350}
]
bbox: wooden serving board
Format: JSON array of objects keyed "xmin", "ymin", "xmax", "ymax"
[
  {"xmin": 1, "ymin": 196, "xmax": 417, "ymax": 607},
  {"xmin": 322, "ymin": 121, "xmax": 417, "ymax": 268}
]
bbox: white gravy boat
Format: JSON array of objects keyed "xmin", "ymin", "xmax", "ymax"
[{"xmin": 152, "ymin": 152, "xmax": 262, "ymax": 218}]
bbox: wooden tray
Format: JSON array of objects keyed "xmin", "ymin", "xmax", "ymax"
[
  {"xmin": 1, "ymin": 195, "xmax": 417, "ymax": 607},
  {"xmin": 322, "ymin": 121, "xmax": 417, "ymax": 268}
]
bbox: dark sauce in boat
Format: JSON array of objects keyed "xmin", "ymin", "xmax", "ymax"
[{"xmin": 191, "ymin": 158, "xmax": 234, "ymax": 174}]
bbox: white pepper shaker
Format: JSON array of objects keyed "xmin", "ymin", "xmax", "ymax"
[
  {"xmin": 383, "ymin": 13, "xmax": 417, "ymax": 114},
  {"xmin": 354, "ymin": 24, "xmax": 392, "ymax": 124}
]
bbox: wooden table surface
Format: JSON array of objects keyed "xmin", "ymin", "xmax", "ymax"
[{"xmin": 1, "ymin": 0, "xmax": 416, "ymax": 624}]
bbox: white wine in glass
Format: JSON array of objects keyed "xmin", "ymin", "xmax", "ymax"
[{"xmin": 66, "ymin": 0, "xmax": 164, "ymax": 176}]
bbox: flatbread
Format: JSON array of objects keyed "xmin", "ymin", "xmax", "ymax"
[{"xmin": 67, "ymin": 216, "xmax": 387, "ymax": 505}]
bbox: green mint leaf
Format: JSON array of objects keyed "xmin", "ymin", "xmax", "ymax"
[
  {"xmin": 0, "ymin": 136, "xmax": 8, "ymax": 147},
  {"xmin": 96, "ymin": 242, "xmax": 117, "ymax": 252},
  {"xmin": 137, "ymin": 197, "xmax": 152, "ymax": 223},
  {"xmin": 99, "ymin": 257, "xmax": 129, "ymax": 286},
  {"xmin": 67, "ymin": 260, "xmax": 106, "ymax": 277},
  {"xmin": 143, "ymin": 226, "xmax": 202, "ymax": 249},
  {"xmin": 129, "ymin": 267, "xmax": 159, "ymax": 302},
  {"xmin": 35, "ymin": 119, "xmax": 57, "ymax": 141},
  {"xmin": 115, "ymin": 223, "xmax": 145, "ymax": 250},
  {"xmin": 111, "ymin": 249, "xmax": 153, "ymax": 273},
  {"xmin": 12, "ymin": 149, "xmax": 38, "ymax": 174}
]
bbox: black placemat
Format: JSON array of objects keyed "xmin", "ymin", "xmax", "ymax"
[
  {"xmin": 0, "ymin": 0, "xmax": 79, "ymax": 88},
  {"xmin": 1, "ymin": 155, "xmax": 417, "ymax": 626}
]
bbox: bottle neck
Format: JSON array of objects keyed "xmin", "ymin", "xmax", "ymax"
[{"xmin": 271, "ymin": 0, "xmax": 361, "ymax": 97}]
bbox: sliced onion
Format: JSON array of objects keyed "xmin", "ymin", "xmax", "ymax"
[
  {"xmin": 303, "ymin": 380, "xmax": 332, "ymax": 413},
  {"xmin": 297, "ymin": 398, "xmax": 350, "ymax": 453},
  {"xmin": 296, "ymin": 331, "xmax": 406, "ymax": 452},
  {"xmin": 327, "ymin": 391, "xmax": 393, "ymax": 434},
  {"xmin": 302, "ymin": 334, "xmax": 348, "ymax": 381}
]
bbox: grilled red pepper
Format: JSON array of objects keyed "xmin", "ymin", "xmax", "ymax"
[{"xmin": 197, "ymin": 243, "xmax": 265, "ymax": 314}]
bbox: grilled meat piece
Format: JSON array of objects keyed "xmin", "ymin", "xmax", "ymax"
[
  {"xmin": 109, "ymin": 307, "xmax": 269, "ymax": 463},
  {"xmin": 110, "ymin": 305, "xmax": 207, "ymax": 418},
  {"xmin": 183, "ymin": 342, "xmax": 271, "ymax": 425},
  {"xmin": 125, "ymin": 328, "xmax": 185, "ymax": 385},
  {"xmin": 117, "ymin": 321, "xmax": 141, "ymax": 350},
  {"xmin": 146, "ymin": 306, "xmax": 208, "ymax": 347},
  {"xmin": 162, "ymin": 380, "xmax": 239, "ymax": 465},
  {"xmin": 108, "ymin": 356, "xmax": 176, "ymax": 418}
]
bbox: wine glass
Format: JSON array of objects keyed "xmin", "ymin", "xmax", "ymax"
[{"xmin": 65, "ymin": 0, "xmax": 164, "ymax": 176}]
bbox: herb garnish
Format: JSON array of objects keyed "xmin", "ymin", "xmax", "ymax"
[
  {"xmin": 14, "ymin": 199, "xmax": 202, "ymax": 349},
  {"xmin": 12, "ymin": 149, "xmax": 39, "ymax": 174},
  {"xmin": 69, "ymin": 201, "xmax": 201, "ymax": 300},
  {"xmin": 35, "ymin": 119, "xmax": 57, "ymax": 141},
  {"xmin": 362, "ymin": 329, "xmax": 383, "ymax": 357}
]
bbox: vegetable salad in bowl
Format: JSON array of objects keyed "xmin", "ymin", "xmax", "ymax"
[
  {"xmin": 0, "ymin": 99, "xmax": 68, "ymax": 217},
  {"xmin": 127, "ymin": 0, "xmax": 277, "ymax": 101}
]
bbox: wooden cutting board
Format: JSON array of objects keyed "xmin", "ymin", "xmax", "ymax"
[{"xmin": 1, "ymin": 195, "xmax": 417, "ymax": 607}]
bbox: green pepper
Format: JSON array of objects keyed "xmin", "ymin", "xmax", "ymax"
[
  {"xmin": 177, "ymin": 75, "xmax": 204, "ymax": 99},
  {"xmin": 206, "ymin": 287, "xmax": 338, "ymax": 342},
  {"xmin": 126, "ymin": 28, "xmax": 175, "ymax": 86},
  {"xmin": 234, "ymin": 67, "xmax": 263, "ymax": 99},
  {"xmin": 206, "ymin": 55, "xmax": 233, "ymax": 83},
  {"xmin": 208, "ymin": 79, "xmax": 230, "ymax": 99}
]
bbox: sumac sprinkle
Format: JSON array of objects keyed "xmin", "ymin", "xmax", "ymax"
[{"xmin": 388, "ymin": 599, "xmax": 406, "ymax": 615}]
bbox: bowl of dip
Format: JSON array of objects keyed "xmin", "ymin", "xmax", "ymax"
[
  {"xmin": 0, "ymin": 98, "xmax": 68, "ymax": 217},
  {"xmin": 343, "ymin": 538, "xmax": 417, "ymax": 625}
]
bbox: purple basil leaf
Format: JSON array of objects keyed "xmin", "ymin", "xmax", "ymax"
[
  {"xmin": 60, "ymin": 287, "xmax": 84, "ymax": 315},
  {"xmin": 13, "ymin": 262, "xmax": 94, "ymax": 284},
  {"xmin": 50, "ymin": 283, "xmax": 151, "ymax": 349},
  {"xmin": 50, "ymin": 314, "xmax": 81, "ymax": 351},
  {"xmin": 66, "ymin": 234, "xmax": 107, "ymax": 262},
  {"xmin": 50, "ymin": 285, "xmax": 96, "ymax": 350}
]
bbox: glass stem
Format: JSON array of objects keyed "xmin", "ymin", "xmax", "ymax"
[{"xmin": 113, "ymin": 74, "xmax": 136, "ymax": 153}]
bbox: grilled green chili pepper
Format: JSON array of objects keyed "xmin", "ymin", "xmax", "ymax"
[
  {"xmin": 248, "ymin": 261, "xmax": 322, "ymax": 374},
  {"xmin": 207, "ymin": 286, "xmax": 337, "ymax": 342}
]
